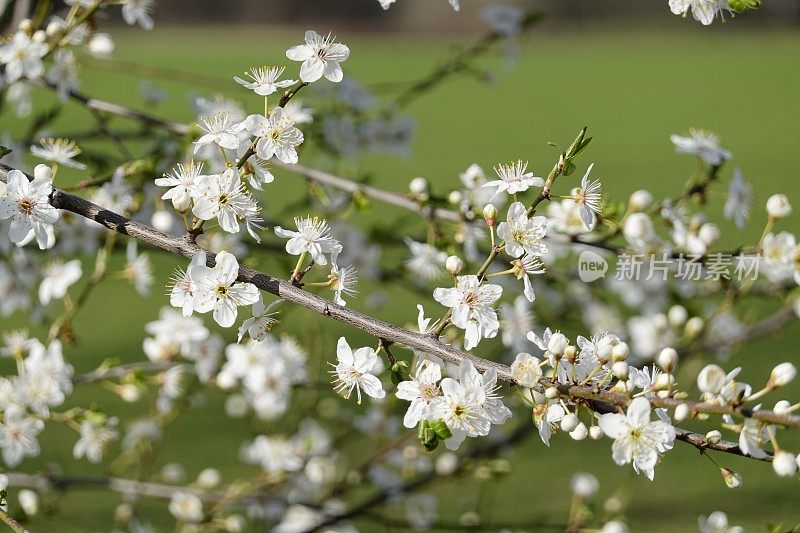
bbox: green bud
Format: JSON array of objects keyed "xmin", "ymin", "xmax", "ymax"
[
  {"xmin": 430, "ymin": 419, "xmax": 453, "ymax": 440},
  {"xmin": 728, "ymin": 0, "xmax": 761, "ymax": 11}
]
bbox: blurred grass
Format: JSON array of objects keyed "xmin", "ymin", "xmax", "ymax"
[{"xmin": 3, "ymin": 22, "xmax": 800, "ymax": 532}]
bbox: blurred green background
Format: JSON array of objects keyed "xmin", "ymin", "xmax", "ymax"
[{"xmin": 3, "ymin": 17, "xmax": 800, "ymax": 533}]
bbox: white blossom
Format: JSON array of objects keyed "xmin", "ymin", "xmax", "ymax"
[
  {"xmin": 0, "ymin": 166, "xmax": 59, "ymax": 249},
  {"xmin": 243, "ymin": 107, "xmax": 304, "ymax": 164},
  {"xmin": 234, "ymin": 66, "xmax": 296, "ymax": 96},
  {"xmin": 274, "ymin": 216, "xmax": 342, "ymax": 266},
  {"xmin": 484, "ymin": 160, "xmax": 544, "ymax": 198},
  {"xmin": 286, "ymin": 30, "xmax": 350, "ymax": 83},
  {"xmin": 496, "ymin": 201, "xmax": 548, "ymax": 258},
  {"xmin": 38, "ymin": 259, "xmax": 82, "ymax": 305},
  {"xmin": 433, "ymin": 275, "xmax": 503, "ymax": 350},
  {"xmin": 396, "ymin": 360, "xmax": 442, "ymax": 428},
  {"xmin": 0, "ymin": 32, "xmax": 48, "ymax": 84},
  {"xmin": 122, "ymin": 0, "xmax": 156, "ymax": 30},
  {"xmin": 330, "ymin": 337, "xmax": 385, "ymax": 404},
  {"xmin": 31, "ymin": 138, "xmax": 86, "ymax": 169},
  {"xmin": 670, "ymin": 128, "xmax": 731, "ymax": 165},
  {"xmin": 192, "ymin": 168, "xmax": 259, "ymax": 234},
  {"xmin": 194, "ymin": 111, "xmax": 243, "ymax": 153},
  {"xmin": 191, "ymin": 251, "xmax": 260, "ymax": 327}
]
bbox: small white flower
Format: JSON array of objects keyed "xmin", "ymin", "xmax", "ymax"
[
  {"xmin": 0, "ymin": 404, "xmax": 44, "ymax": 466},
  {"xmin": 404, "ymin": 238, "xmax": 447, "ymax": 281},
  {"xmin": 738, "ymin": 414, "xmax": 773, "ymax": 459},
  {"xmin": 431, "ymin": 377, "xmax": 489, "ymax": 450},
  {"xmin": 0, "ymin": 166, "xmax": 59, "ymax": 249},
  {"xmin": 770, "ymin": 362, "xmax": 796, "ymax": 388},
  {"xmin": 123, "ymin": 241, "xmax": 153, "ymax": 296},
  {"xmin": 281, "ymin": 98, "xmax": 314, "ymax": 125},
  {"xmin": 330, "ymin": 336, "xmax": 385, "ymax": 404},
  {"xmin": 169, "ymin": 251, "xmax": 207, "ymax": 317},
  {"xmin": 236, "ymin": 145, "xmax": 275, "ymax": 191},
  {"xmin": 191, "ymin": 251, "xmax": 260, "ymax": 327},
  {"xmin": 698, "ymin": 511, "xmax": 744, "ymax": 533},
  {"xmin": 0, "ymin": 32, "xmax": 48, "ymax": 84},
  {"xmin": 573, "ymin": 163, "xmax": 602, "ymax": 230},
  {"xmin": 396, "ymin": 360, "xmax": 442, "ymax": 428},
  {"xmin": 73, "ymin": 420, "xmax": 118, "ymax": 463},
  {"xmin": 510, "ymin": 254, "xmax": 546, "ymax": 303},
  {"xmin": 329, "ymin": 262, "xmax": 358, "ymax": 306},
  {"xmin": 244, "ymin": 107, "xmax": 304, "ymax": 165},
  {"xmin": 670, "ymin": 128, "xmax": 731, "ymax": 165},
  {"xmin": 30, "ymin": 138, "xmax": 86, "ymax": 169},
  {"xmin": 724, "ymin": 168, "xmax": 752, "ymax": 229},
  {"xmin": 237, "ymin": 296, "xmax": 280, "ymax": 343},
  {"xmin": 598, "ymin": 397, "xmax": 676, "ymax": 480},
  {"xmin": 192, "ymin": 168, "xmax": 259, "ymax": 234},
  {"xmin": 155, "ymin": 161, "xmax": 207, "ymax": 212},
  {"xmin": 122, "ymin": 0, "xmax": 156, "ymax": 30},
  {"xmin": 39, "ymin": 259, "xmax": 82, "ymax": 305},
  {"xmin": 193, "ymin": 111, "xmax": 243, "ymax": 154},
  {"xmin": 234, "ymin": 65, "xmax": 296, "ymax": 96},
  {"xmin": 243, "ymin": 435, "xmax": 303, "ymax": 474},
  {"xmin": 433, "ymin": 275, "xmax": 502, "ymax": 350},
  {"xmin": 496, "ymin": 201, "xmax": 548, "ymax": 258},
  {"xmin": 286, "ymin": 30, "xmax": 350, "ymax": 83},
  {"xmin": 669, "ymin": 0, "xmax": 732, "ymax": 25},
  {"xmin": 484, "ymin": 160, "xmax": 544, "ymax": 198},
  {"xmin": 772, "ymin": 450, "xmax": 798, "ymax": 477},
  {"xmin": 168, "ymin": 492, "xmax": 203, "ymax": 523},
  {"xmin": 274, "ymin": 216, "xmax": 342, "ymax": 266}
]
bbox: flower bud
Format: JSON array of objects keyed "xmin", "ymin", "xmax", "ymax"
[
  {"xmin": 151, "ymin": 211, "xmax": 174, "ymax": 233},
  {"xmin": 611, "ymin": 361, "xmax": 629, "ymax": 381},
  {"xmin": 653, "ymin": 373, "xmax": 673, "ymax": 391},
  {"xmin": 611, "ymin": 342, "xmax": 629, "ymax": 362},
  {"xmin": 547, "ymin": 332, "xmax": 569, "ymax": 358},
  {"xmin": 774, "ymin": 400, "xmax": 792, "ymax": 415},
  {"xmin": 544, "ymin": 386, "xmax": 559, "ymax": 400},
  {"xmin": 569, "ymin": 422, "xmax": 588, "ymax": 441},
  {"xmin": 118, "ymin": 383, "xmax": 141, "ymax": 402},
  {"xmin": 225, "ymin": 515, "xmax": 245, "ymax": 533},
  {"xmin": 483, "ymin": 203, "xmax": 498, "ymax": 226},
  {"xmin": 196, "ymin": 468, "xmax": 221, "ymax": 489},
  {"xmin": 667, "ymin": 305, "xmax": 688, "ymax": 328},
  {"xmin": 623, "ymin": 212, "xmax": 654, "ymax": 244},
  {"xmin": 409, "ymin": 177, "xmax": 428, "ymax": 195},
  {"xmin": 114, "ymin": 503, "xmax": 134, "ymax": 525},
  {"xmin": 448, "ymin": 190, "xmax": 463, "ymax": 205},
  {"xmin": 601, "ymin": 520, "xmax": 629, "ymax": 533},
  {"xmin": 19, "ymin": 489, "xmax": 39, "ymax": 516},
  {"xmin": 589, "ymin": 425, "xmax": 603, "ymax": 440},
  {"xmin": 224, "ymin": 394, "xmax": 248, "ymax": 418},
  {"xmin": 772, "ymin": 450, "xmax": 798, "ymax": 477},
  {"xmin": 721, "ymin": 468, "xmax": 742, "ymax": 489},
  {"xmin": 88, "ymin": 33, "xmax": 115, "ymax": 57},
  {"xmin": 571, "ymin": 472, "xmax": 599, "ymax": 497},
  {"xmin": 560, "ymin": 412, "xmax": 579, "ymax": 433},
  {"xmin": 603, "ymin": 496, "xmax": 623, "ymax": 514},
  {"xmin": 698, "ymin": 223, "xmax": 720, "ymax": 246},
  {"xmin": 769, "ymin": 362, "xmax": 796, "ymax": 388},
  {"xmin": 565, "ymin": 345, "xmax": 577, "ymax": 363},
  {"xmin": 685, "ymin": 316, "xmax": 704, "ymax": 338},
  {"xmin": 766, "ymin": 194, "xmax": 792, "ymax": 219},
  {"xmin": 171, "ymin": 189, "xmax": 192, "ymax": 212},
  {"xmin": 657, "ymin": 347, "xmax": 678, "ymax": 372},
  {"xmin": 597, "ymin": 343, "xmax": 613, "ymax": 364},
  {"xmin": 629, "ymin": 189, "xmax": 653, "ymax": 211},
  {"xmin": 46, "ymin": 20, "xmax": 64, "ymax": 37},
  {"xmin": 697, "ymin": 364, "xmax": 726, "ymax": 395},
  {"xmin": 445, "ymin": 255, "xmax": 464, "ymax": 276},
  {"xmin": 32, "ymin": 30, "xmax": 46, "ymax": 43},
  {"xmin": 18, "ymin": 19, "xmax": 34, "ymax": 34},
  {"xmin": 705, "ymin": 430, "xmax": 722, "ymax": 444},
  {"xmin": 674, "ymin": 403, "xmax": 690, "ymax": 422},
  {"xmin": 34, "ymin": 164, "xmax": 53, "ymax": 181}
]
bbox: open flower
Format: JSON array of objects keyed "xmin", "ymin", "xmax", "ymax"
[
  {"xmin": 431, "ymin": 377, "xmax": 489, "ymax": 450},
  {"xmin": 0, "ymin": 166, "xmax": 59, "ymax": 249},
  {"xmin": 329, "ymin": 262, "xmax": 358, "ymax": 306},
  {"xmin": 496, "ymin": 201, "xmax": 548, "ymax": 258},
  {"xmin": 30, "ymin": 138, "xmax": 86, "ymax": 169},
  {"xmin": 0, "ymin": 31, "xmax": 48, "ymax": 84},
  {"xmin": 286, "ymin": 30, "xmax": 350, "ymax": 83},
  {"xmin": 234, "ymin": 66, "xmax": 296, "ymax": 96},
  {"xmin": 404, "ymin": 239, "xmax": 447, "ymax": 281},
  {"xmin": 669, "ymin": 0, "xmax": 732, "ymax": 26},
  {"xmin": 192, "ymin": 168, "xmax": 259, "ymax": 234},
  {"xmin": 274, "ymin": 216, "xmax": 342, "ymax": 266},
  {"xmin": 573, "ymin": 163, "xmax": 602, "ymax": 230},
  {"xmin": 244, "ymin": 107, "xmax": 304, "ymax": 165},
  {"xmin": 39, "ymin": 259, "xmax": 82, "ymax": 305},
  {"xmin": 193, "ymin": 111, "xmax": 243, "ymax": 153},
  {"xmin": 330, "ymin": 337, "xmax": 385, "ymax": 403},
  {"xmin": 237, "ymin": 296, "xmax": 280, "ymax": 343},
  {"xmin": 670, "ymin": 128, "xmax": 731, "ymax": 165},
  {"xmin": 191, "ymin": 251, "xmax": 260, "ymax": 327},
  {"xmin": 396, "ymin": 360, "xmax": 442, "ymax": 428},
  {"xmin": 169, "ymin": 251, "xmax": 207, "ymax": 317},
  {"xmin": 155, "ymin": 161, "xmax": 207, "ymax": 212},
  {"xmin": 483, "ymin": 160, "xmax": 544, "ymax": 198},
  {"xmin": 433, "ymin": 275, "xmax": 502, "ymax": 350},
  {"xmin": 598, "ymin": 397, "xmax": 676, "ymax": 480}
]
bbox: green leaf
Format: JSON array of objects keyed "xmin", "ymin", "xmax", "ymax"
[
  {"xmin": 430, "ymin": 419, "xmax": 452, "ymax": 440},
  {"xmin": 0, "ymin": 145, "xmax": 11, "ymax": 159},
  {"xmin": 728, "ymin": 0, "xmax": 761, "ymax": 12}
]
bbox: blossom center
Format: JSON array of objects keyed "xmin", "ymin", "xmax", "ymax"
[{"xmin": 18, "ymin": 197, "xmax": 35, "ymax": 215}]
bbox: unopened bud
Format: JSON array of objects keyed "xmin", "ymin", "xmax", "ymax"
[
  {"xmin": 766, "ymin": 194, "xmax": 792, "ymax": 219},
  {"xmin": 448, "ymin": 190, "xmax": 463, "ymax": 205},
  {"xmin": 774, "ymin": 400, "xmax": 792, "ymax": 415},
  {"xmin": 118, "ymin": 383, "xmax": 141, "ymax": 402},
  {"xmin": 445, "ymin": 255, "xmax": 464, "ymax": 276},
  {"xmin": 611, "ymin": 361, "xmax": 629, "ymax": 381},
  {"xmin": 721, "ymin": 468, "xmax": 742, "ymax": 489},
  {"xmin": 589, "ymin": 425, "xmax": 603, "ymax": 440},
  {"xmin": 629, "ymin": 189, "xmax": 653, "ymax": 211},
  {"xmin": 34, "ymin": 164, "xmax": 53, "ymax": 181},
  {"xmin": 564, "ymin": 345, "xmax": 577, "ymax": 363},
  {"xmin": 483, "ymin": 203, "xmax": 498, "ymax": 226},
  {"xmin": 611, "ymin": 342, "xmax": 629, "ymax": 362},
  {"xmin": 772, "ymin": 450, "xmax": 798, "ymax": 477},
  {"xmin": 654, "ymin": 373, "xmax": 673, "ymax": 391},
  {"xmin": 569, "ymin": 422, "xmax": 588, "ymax": 441},
  {"xmin": 667, "ymin": 305, "xmax": 688, "ymax": 328},
  {"xmin": 657, "ymin": 347, "xmax": 678, "ymax": 373},
  {"xmin": 705, "ymin": 430, "xmax": 722, "ymax": 445},
  {"xmin": 547, "ymin": 332, "xmax": 569, "ymax": 358},
  {"xmin": 409, "ymin": 177, "xmax": 428, "ymax": 195},
  {"xmin": 560, "ymin": 413, "xmax": 579, "ymax": 433},
  {"xmin": 674, "ymin": 403, "xmax": 690, "ymax": 422},
  {"xmin": 544, "ymin": 386, "xmax": 559, "ymax": 400},
  {"xmin": 32, "ymin": 30, "xmax": 46, "ymax": 43},
  {"xmin": 18, "ymin": 19, "xmax": 34, "ymax": 34},
  {"xmin": 597, "ymin": 343, "xmax": 613, "ymax": 364},
  {"xmin": 769, "ymin": 362, "xmax": 796, "ymax": 388},
  {"xmin": 685, "ymin": 316, "xmax": 704, "ymax": 338}
]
